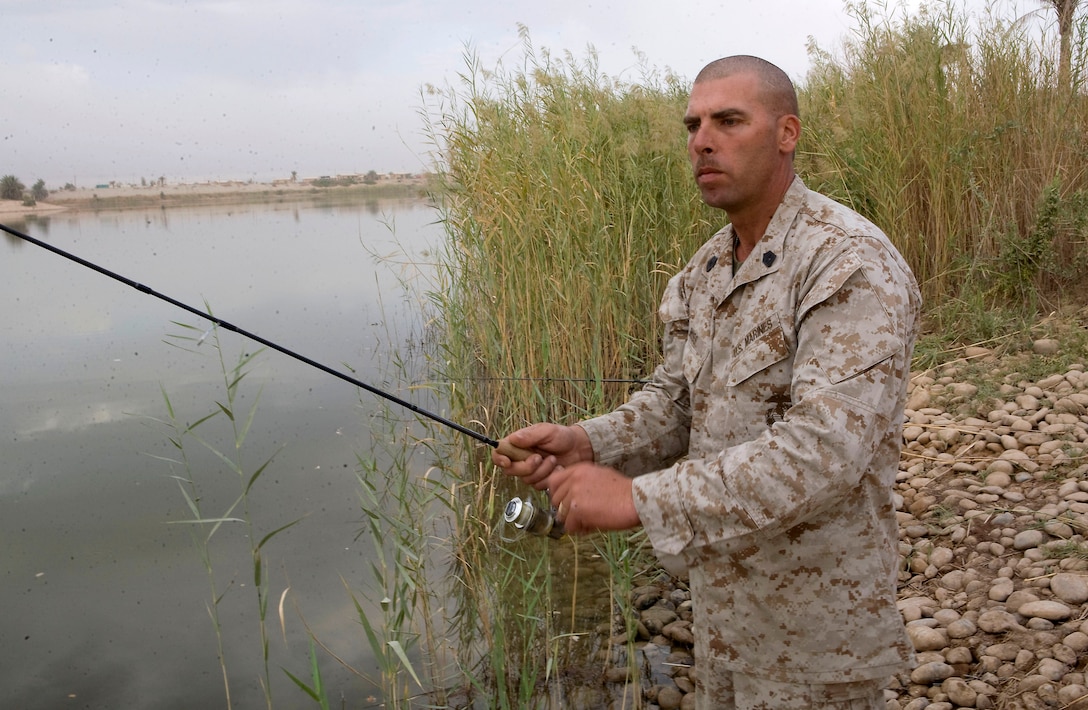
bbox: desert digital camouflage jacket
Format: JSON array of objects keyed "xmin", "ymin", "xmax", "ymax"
[{"xmin": 579, "ymin": 177, "xmax": 921, "ymax": 684}]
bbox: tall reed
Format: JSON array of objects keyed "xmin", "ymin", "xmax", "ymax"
[
  {"xmin": 799, "ymin": 0, "xmax": 1088, "ymax": 322},
  {"xmin": 151, "ymin": 323, "xmax": 300, "ymax": 709},
  {"xmin": 419, "ymin": 30, "xmax": 717, "ymax": 704},
  {"xmin": 423, "ymin": 33, "xmax": 718, "ymax": 431}
]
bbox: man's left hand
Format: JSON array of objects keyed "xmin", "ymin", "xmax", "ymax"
[{"xmin": 548, "ymin": 463, "xmax": 641, "ymax": 534}]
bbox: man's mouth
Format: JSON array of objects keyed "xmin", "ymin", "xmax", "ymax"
[{"xmin": 695, "ymin": 165, "xmax": 722, "ymax": 182}]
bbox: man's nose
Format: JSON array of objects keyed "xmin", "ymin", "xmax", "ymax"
[{"xmin": 689, "ymin": 126, "xmax": 713, "ymax": 154}]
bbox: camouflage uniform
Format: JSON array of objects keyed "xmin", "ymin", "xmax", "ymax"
[{"xmin": 579, "ymin": 177, "xmax": 920, "ymax": 696}]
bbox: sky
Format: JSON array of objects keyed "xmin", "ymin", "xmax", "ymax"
[{"xmin": 1, "ymin": 0, "xmax": 1033, "ymax": 188}]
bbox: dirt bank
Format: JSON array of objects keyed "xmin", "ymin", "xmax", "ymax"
[
  {"xmin": 0, "ymin": 199, "xmax": 68, "ymax": 219},
  {"xmin": 1, "ymin": 178, "xmax": 431, "ymax": 217}
]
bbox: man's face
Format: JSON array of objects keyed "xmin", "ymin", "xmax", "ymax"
[{"xmin": 683, "ymin": 72, "xmax": 787, "ymax": 213}]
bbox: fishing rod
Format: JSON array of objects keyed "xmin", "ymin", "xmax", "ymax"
[{"xmin": 1, "ymin": 221, "xmax": 530, "ymax": 461}]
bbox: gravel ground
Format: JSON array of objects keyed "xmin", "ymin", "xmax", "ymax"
[{"xmin": 604, "ymin": 337, "xmax": 1088, "ymax": 710}]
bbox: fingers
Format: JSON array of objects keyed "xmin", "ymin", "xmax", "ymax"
[
  {"xmin": 555, "ymin": 500, "xmax": 568, "ymax": 523},
  {"xmin": 492, "ymin": 448, "xmax": 561, "ymax": 490},
  {"xmin": 492, "ymin": 424, "xmax": 571, "ymax": 483},
  {"xmin": 546, "ymin": 466, "xmax": 574, "ymax": 526},
  {"xmin": 495, "ymin": 437, "xmax": 535, "ymax": 463},
  {"xmin": 521, "ymin": 457, "xmax": 561, "ymax": 489},
  {"xmin": 545, "ymin": 464, "xmax": 640, "ymax": 534}
]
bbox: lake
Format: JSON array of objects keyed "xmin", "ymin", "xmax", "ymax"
[{"xmin": 1, "ymin": 197, "xmax": 445, "ymax": 709}]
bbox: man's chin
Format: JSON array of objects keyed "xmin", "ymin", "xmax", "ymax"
[{"xmin": 697, "ymin": 187, "xmax": 732, "ymax": 211}]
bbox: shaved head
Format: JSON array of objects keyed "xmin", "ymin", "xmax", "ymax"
[{"xmin": 695, "ymin": 56, "xmax": 799, "ymax": 119}]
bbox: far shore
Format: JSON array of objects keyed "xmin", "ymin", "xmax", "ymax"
[{"xmin": 0, "ymin": 176, "xmax": 433, "ymax": 219}]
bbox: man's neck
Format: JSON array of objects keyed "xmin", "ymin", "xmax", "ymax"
[{"xmin": 728, "ymin": 172, "xmax": 795, "ymax": 261}]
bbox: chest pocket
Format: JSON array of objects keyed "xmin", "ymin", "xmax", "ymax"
[{"xmin": 726, "ymin": 315, "xmax": 791, "ymax": 387}]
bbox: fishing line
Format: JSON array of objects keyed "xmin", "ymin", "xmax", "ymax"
[
  {"xmin": 469, "ymin": 376, "xmax": 649, "ymax": 385},
  {"xmin": 1, "ymin": 221, "xmax": 526, "ymax": 456}
]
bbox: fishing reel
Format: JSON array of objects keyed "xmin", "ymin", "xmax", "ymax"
[{"xmin": 502, "ymin": 496, "xmax": 565, "ymax": 540}]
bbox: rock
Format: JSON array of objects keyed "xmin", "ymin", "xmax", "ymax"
[
  {"xmin": 1013, "ymin": 530, "xmax": 1046, "ymax": 550},
  {"xmin": 978, "ymin": 609, "xmax": 1020, "ymax": 634},
  {"xmin": 1056, "ymin": 397, "xmax": 1087, "ymax": 415},
  {"xmin": 942, "ymin": 677, "xmax": 978, "ymax": 707},
  {"xmin": 907, "ymin": 625, "xmax": 949, "ymax": 652},
  {"xmin": 929, "ymin": 546, "xmax": 954, "ymax": 569},
  {"xmin": 946, "ymin": 618, "xmax": 977, "ymax": 639},
  {"xmin": 1064, "ymin": 631, "xmax": 1088, "ymax": 652},
  {"xmin": 632, "ymin": 585, "xmax": 663, "ymax": 610},
  {"xmin": 656, "ymin": 684, "xmax": 684, "ymax": 710},
  {"xmin": 951, "ymin": 382, "xmax": 978, "ymax": 398},
  {"xmin": 1058, "ymin": 685, "xmax": 1088, "ymax": 709},
  {"xmin": 641, "ymin": 605, "xmax": 679, "ymax": 635},
  {"xmin": 1050, "ymin": 573, "xmax": 1088, "ymax": 605},
  {"xmin": 898, "ymin": 596, "xmax": 938, "ymax": 621},
  {"xmin": 940, "ymin": 569, "xmax": 966, "ymax": 591},
  {"xmin": 604, "ymin": 666, "xmax": 630, "ymax": 683},
  {"xmin": 1037, "ymin": 657, "xmax": 1068, "ymax": 681},
  {"xmin": 1018, "ymin": 600, "xmax": 1073, "ymax": 621},
  {"xmin": 1033, "ymin": 338, "xmax": 1060, "ymax": 355},
  {"xmin": 1005, "ymin": 590, "xmax": 1041, "ymax": 613},
  {"xmin": 662, "ymin": 621, "xmax": 694, "ymax": 646},
  {"xmin": 911, "ymin": 661, "xmax": 955, "ymax": 684},
  {"xmin": 983, "ymin": 642, "xmax": 1021, "ymax": 661},
  {"xmin": 944, "ymin": 645, "xmax": 974, "ymax": 665},
  {"xmin": 989, "ymin": 577, "xmax": 1015, "ymax": 602},
  {"xmin": 907, "ymin": 388, "xmax": 932, "ymax": 411}
]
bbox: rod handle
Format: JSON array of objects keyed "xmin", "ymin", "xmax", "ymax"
[{"xmin": 495, "ymin": 438, "xmax": 536, "ymax": 463}]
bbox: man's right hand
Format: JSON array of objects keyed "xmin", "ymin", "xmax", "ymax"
[{"xmin": 492, "ymin": 423, "xmax": 594, "ymax": 490}]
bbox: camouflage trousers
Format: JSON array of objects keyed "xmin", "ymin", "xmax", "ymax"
[{"xmin": 695, "ymin": 668, "xmax": 887, "ymax": 710}]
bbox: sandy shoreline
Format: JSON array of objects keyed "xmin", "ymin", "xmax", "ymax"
[
  {"xmin": 0, "ymin": 177, "xmax": 429, "ymax": 218},
  {"xmin": 0, "ymin": 200, "xmax": 68, "ymax": 218}
]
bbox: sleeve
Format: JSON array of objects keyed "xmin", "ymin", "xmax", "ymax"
[
  {"xmin": 631, "ymin": 243, "xmax": 914, "ymax": 557},
  {"xmin": 578, "ymin": 269, "xmax": 693, "ymax": 477}
]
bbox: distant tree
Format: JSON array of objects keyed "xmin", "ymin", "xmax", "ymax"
[
  {"xmin": 1041, "ymin": 0, "xmax": 1083, "ymax": 88},
  {"xmin": 290, "ymin": 170, "xmax": 297, "ymax": 182},
  {"xmin": 1, "ymin": 175, "xmax": 26, "ymax": 200},
  {"xmin": 363, "ymin": 170, "xmax": 379, "ymax": 185},
  {"xmin": 31, "ymin": 179, "xmax": 48, "ymax": 201}
]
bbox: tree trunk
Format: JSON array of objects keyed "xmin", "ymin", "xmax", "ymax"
[{"xmin": 1049, "ymin": 0, "xmax": 1078, "ymax": 89}]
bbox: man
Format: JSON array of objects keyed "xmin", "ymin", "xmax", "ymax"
[{"xmin": 493, "ymin": 55, "xmax": 920, "ymax": 709}]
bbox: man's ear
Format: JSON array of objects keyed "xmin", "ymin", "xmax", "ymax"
[{"xmin": 778, "ymin": 114, "xmax": 801, "ymax": 154}]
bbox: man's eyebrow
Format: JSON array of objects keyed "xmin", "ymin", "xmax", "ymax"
[
  {"xmin": 683, "ymin": 107, "xmax": 746, "ymax": 125},
  {"xmin": 710, "ymin": 108, "xmax": 745, "ymax": 120}
]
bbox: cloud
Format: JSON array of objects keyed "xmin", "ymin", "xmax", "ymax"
[{"xmin": 1, "ymin": 0, "xmax": 1000, "ymax": 185}]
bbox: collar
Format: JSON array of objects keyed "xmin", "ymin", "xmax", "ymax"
[
  {"xmin": 700, "ymin": 176, "xmax": 807, "ymax": 305},
  {"xmin": 729, "ymin": 175, "xmax": 806, "ymax": 287}
]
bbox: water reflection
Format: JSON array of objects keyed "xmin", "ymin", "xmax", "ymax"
[{"xmin": 0, "ymin": 197, "xmax": 441, "ymax": 709}]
